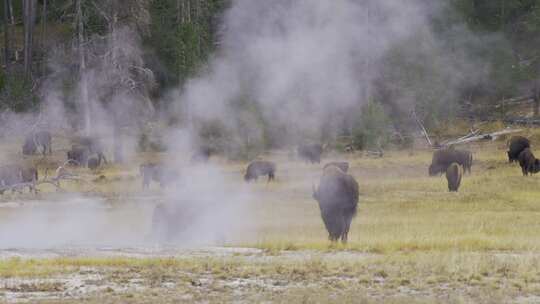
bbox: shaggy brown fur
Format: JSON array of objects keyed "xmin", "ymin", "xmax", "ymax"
[
  {"xmin": 244, "ymin": 160, "xmax": 276, "ymax": 182},
  {"xmin": 298, "ymin": 144, "xmax": 323, "ymax": 164},
  {"xmin": 508, "ymin": 136, "xmax": 530, "ymax": 163},
  {"xmin": 313, "ymin": 165, "xmax": 359, "ymax": 243},
  {"xmin": 429, "ymin": 148, "xmax": 472, "ymax": 176},
  {"xmin": 22, "ymin": 131, "xmax": 52, "ymax": 156},
  {"xmin": 140, "ymin": 163, "xmax": 179, "ymax": 189},
  {"xmin": 518, "ymin": 148, "xmax": 540, "ymax": 176},
  {"xmin": 445, "ymin": 162, "xmax": 463, "ymax": 192},
  {"xmin": 323, "ymin": 161, "xmax": 349, "ymax": 173}
]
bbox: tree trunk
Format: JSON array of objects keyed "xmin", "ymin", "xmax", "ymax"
[
  {"xmin": 7, "ymin": 0, "xmax": 13, "ymax": 25},
  {"xmin": 23, "ymin": 0, "xmax": 36, "ymax": 79},
  {"xmin": 40, "ymin": 0, "xmax": 47, "ymax": 74},
  {"xmin": 3, "ymin": 0, "xmax": 10, "ymax": 72},
  {"xmin": 186, "ymin": 0, "xmax": 191, "ymax": 23},
  {"xmin": 41, "ymin": 0, "xmax": 47, "ymax": 48},
  {"xmin": 77, "ymin": 0, "xmax": 91, "ymax": 135}
]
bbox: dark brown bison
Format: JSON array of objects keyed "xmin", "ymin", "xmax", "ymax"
[
  {"xmin": 67, "ymin": 146, "xmax": 89, "ymax": 166},
  {"xmin": 298, "ymin": 144, "xmax": 323, "ymax": 164},
  {"xmin": 21, "ymin": 167, "xmax": 38, "ymax": 193},
  {"xmin": 152, "ymin": 202, "xmax": 197, "ymax": 241},
  {"xmin": 445, "ymin": 162, "xmax": 463, "ymax": 192},
  {"xmin": 313, "ymin": 165, "xmax": 359, "ymax": 243},
  {"xmin": 324, "ymin": 161, "xmax": 349, "ymax": 173},
  {"xmin": 508, "ymin": 136, "xmax": 530, "ymax": 163},
  {"xmin": 22, "ymin": 131, "xmax": 52, "ymax": 156},
  {"xmin": 518, "ymin": 148, "xmax": 540, "ymax": 176},
  {"xmin": 140, "ymin": 163, "xmax": 179, "ymax": 189},
  {"xmin": 0, "ymin": 165, "xmax": 22, "ymax": 194},
  {"xmin": 87, "ymin": 157, "xmax": 100, "ymax": 171},
  {"xmin": 74, "ymin": 136, "xmax": 107, "ymax": 164},
  {"xmin": 244, "ymin": 160, "xmax": 276, "ymax": 182},
  {"xmin": 0, "ymin": 165, "xmax": 38, "ymax": 194},
  {"xmin": 191, "ymin": 146, "xmax": 213, "ymax": 163},
  {"xmin": 429, "ymin": 148, "xmax": 472, "ymax": 176}
]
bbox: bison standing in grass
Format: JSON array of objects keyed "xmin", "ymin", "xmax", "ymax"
[
  {"xmin": 508, "ymin": 136, "xmax": 530, "ymax": 163},
  {"xmin": 244, "ymin": 160, "xmax": 276, "ymax": 182},
  {"xmin": 152, "ymin": 202, "xmax": 198, "ymax": 241},
  {"xmin": 313, "ymin": 165, "xmax": 359, "ymax": 243},
  {"xmin": 140, "ymin": 163, "xmax": 179, "ymax": 189},
  {"xmin": 22, "ymin": 131, "xmax": 52, "ymax": 156},
  {"xmin": 445, "ymin": 162, "xmax": 463, "ymax": 192},
  {"xmin": 429, "ymin": 148, "xmax": 472, "ymax": 176},
  {"xmin": 0, "ymin": 165, "xmax": 38, "ymax": 194},
  {"xmin": 74, "ymin": 136, "xmax": 107, "ymax": 164},
  {"xmin": 518, "ymin": 148, "xmax": 540, "ymax": 176},
  {"xmin": 323, "ymin": 161, "xmax": 349, "ymax": 173},
  {"xmin": 298, "ymin": 144, "xmax": 323, "ymax": 164},
  {"xmin": 67, "ymin": 146, "xmax": 89, "ymax": 166}
]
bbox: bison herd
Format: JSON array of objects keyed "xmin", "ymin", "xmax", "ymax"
[{"xmin": 7, "ymin": 131, "xmax": 540, "ymax": 244}]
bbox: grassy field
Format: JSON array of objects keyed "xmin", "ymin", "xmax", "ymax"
[{"xmin": 1, "ymin": 129, "xmax": 540, "ymax": 303}]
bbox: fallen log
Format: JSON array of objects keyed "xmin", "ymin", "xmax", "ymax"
[{"xmin": 442, "ymin": 128, "xmax": 523, "ymax": 147}]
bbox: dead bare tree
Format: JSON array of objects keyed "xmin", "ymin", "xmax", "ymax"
[
  {"xmin": 23, "ymin": 0, "xmax": 37, "ymax": 79},
  {"xmin": 3, "ymin": 0, "xmax": 10, "ymax": 72}
]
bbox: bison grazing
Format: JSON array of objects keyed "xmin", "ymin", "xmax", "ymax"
[
  {"xmin": 22, "ymin": 131, "xmax": 52, "ymax": 156},
  {"xmin": 152, "ymin": 202, "xmax": 198, "ymax": 241},
  {"xmin": 87, "ymin": 157, "xmax": 100, "ymax": 171},
  {"xmin": 74, "ymin": 136, "xmax": 107, "ymax": 164},
  {"xmin": 445, "ymin": 162, "xmax": 463, "ymax": 192},
  {"xmin": 313, "ymin": 165, "xmax": 359, "ymax": 243},
  {"xmin": 191, "ymin": 146, "xmax": 213, "ymax": 163},
  {"xmin": 518, "ymin": 148, "xmax": 540, "ymax": 176},
  {"xmin": 429, "ymin": 148, "xmax": 472, "ymax": 176},
  {"xmin": 140, "ymin": 163, "xmax": 179, "ymax": 189},
  {"xmin": 298, "ymin": 144, "xmax": 323, "ymax": 164},
  {"xmin": 0, "ymin": 165, "xmax": 38, "ymax": 194},
  {"xmin": 21, "ymin": 167, "xmax": 38, "ymax": 193},
  {"xmin": 244, "ymin": 160, "xmax": 276, "ymax": 182},
  {"xmin": 0, "ymin": 165, "xmax": 22, "ymax": 194},
  {"xmin": 323, "ymin": 161, "xmax": 349, "ymax": 173},
  {"xmin": 508, "ymin": 136, "xmax": 530, "ymax": 163},
  {"xmin": 67, "ymin": 146, "xmax": 89, "ymax": 166}
]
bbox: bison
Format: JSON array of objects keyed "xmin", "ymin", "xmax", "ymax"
[
  {"xmin": 323, "ymin": 161, "xmax": 349, "ymax": 173},
  {"xmin": 244, "ymin": 160, "xmax": 276, "ymax": 182},
  {"xmin": 152, "ymin": 202, "xmax": 198, "ymax": 241},
  {"xmin": 67, "ymin": 145, "xmax": 89, "ymax": 166},
  {"xmin": 74, "ymin": 136, "xmax": 107, "ymax": 164},
  {"xmin": 518, "ymin": 148, "xmax": 540, "ymax": 176},
  {"xmin": 0, "ymin": 165, "xmax": 38, "ymax": 194},
  {"xmin": 21, "ymin": 166, "xmax": 38, "ymax": 194},
  {"xmin": 191, "ymin": 146, "xmax": 213, "ymax": 163},
  {"xmin": 508, "ymin": 136, "xmax": 530, "ymax": 163},
  {"xmin": 429, "ymin": 148, "xmax": 472, "ymax": 176},
  {"xmin": 313, "ymin": 165, "xmax": 359, "ymax": 243},
  {"xmin": 87, "ymin": 157, "xmax": 100, "ymax": 171},
  {"xmin": 445, "ymin": 162, "xmax": 463, "ymax": 192},
  {"xmin": 22, "ymin": 131, "xmax": 52, "ymax": 156},
  {"xmin": 298, "ymin": 144, "xmax": 323, "ymax": 164},
  {"xmin": 140, "ymin": 163, "xmax": 179, "ymax": 189}
]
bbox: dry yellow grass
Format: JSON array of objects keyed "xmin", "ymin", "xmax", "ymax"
[{"xmin": 2, "ymin": 128, "xmax": 540, "ymax": 303}]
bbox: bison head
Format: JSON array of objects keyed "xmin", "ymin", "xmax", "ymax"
[
  {"xmin": 428, "ymin": 164, "xmax": 440, "ymax": 176},
  {"xmin": 533, "ymin": 159, "xmax": 540, "ymax": 174}
]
